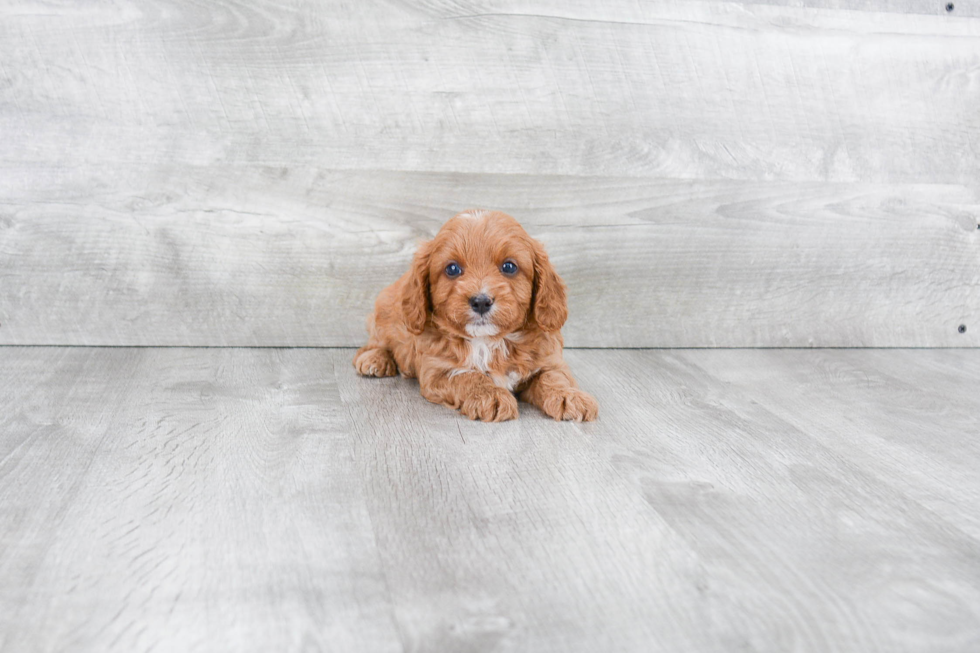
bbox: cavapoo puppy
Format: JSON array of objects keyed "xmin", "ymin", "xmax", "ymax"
[{"xmin": 354, "ymin": 210, "xmax": 598, "ymax": 422}]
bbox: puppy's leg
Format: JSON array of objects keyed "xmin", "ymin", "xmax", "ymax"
[
  {"xmin": 520, "ymin": 364, "xmax": 598, "ymax": 422},
  {"xmin": 419, "ymin": 365, "xmax": 518, "ymax": 422},
  {"xmin": 353, "ymin": 344, "xmax": 398, "ymax": 377}
]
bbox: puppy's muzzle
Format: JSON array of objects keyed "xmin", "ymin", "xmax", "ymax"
[{"xmin": 468, "ymin": 294, "xmax": 494, "ymax": 316}]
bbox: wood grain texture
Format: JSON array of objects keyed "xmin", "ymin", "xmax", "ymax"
[
  {"xmin": 2, "ymin": 0, "xmax": 978, "ymax": 182},
  {"xmin": 1, "ymin": 347, "xmax": 979, "ymax": 652},
  {"xmin": 2, "ymin": 0, "xmax": 978, "ymax": 347},
  {"xmin": 724, "ymin": 0, "xmax": 980, "ymax": 16},
  {"xmin": 690, "ymin": 348, "xmax": 980, "ymax": 539},
  {"xmin": 0, "ymin": 348, "xmax": 401, "ymax": 653},
  {"xmin": 2, "ymin": 167, "xmax": 977, "ymax": 347},
  {"xmin": 339, "ymin": 347, "xmax": 980, "ymax": 652}
]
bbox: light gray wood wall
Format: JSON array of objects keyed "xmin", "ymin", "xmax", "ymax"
[{"xmin": 1, "ymin": 1, "xmax": 977, "ymax": 347}]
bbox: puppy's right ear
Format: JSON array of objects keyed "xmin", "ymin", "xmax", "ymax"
[
  {"xmin": 402, "ymin": 240, "xmax": 432, "ymax": 335},
  {"xmin": 529, "ymin": 237, "xmax": 568, "ymax": 333}
]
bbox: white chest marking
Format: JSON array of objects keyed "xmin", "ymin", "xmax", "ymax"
[
  {"xmin": 465, "ymin": 323, "xmax": 499, "ymax": 338},
  {"xmin": 466, "ymin": 336, "xmax": 507, "ymax": 373},
  {"xmin": 448, "ymin": 334, "xmax": 525, "ymax": 388}
]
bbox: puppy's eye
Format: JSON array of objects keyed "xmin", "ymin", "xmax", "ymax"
[
  {"xmin": 500, "ymin": 260, "xmax": 518, "ymax": 276},
  {"xmin": 445, "ymin": 262, "xmax": 462, "ymax": 278}
]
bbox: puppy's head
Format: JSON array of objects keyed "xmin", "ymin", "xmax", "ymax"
[{"xmin": 403, "ymin": 210, "xmax": 567, "ymax": 337}]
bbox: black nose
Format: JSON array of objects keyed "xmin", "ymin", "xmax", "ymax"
[{"xmin": 469, "ymin": 294, "xmax": 494, "ymax": 315}]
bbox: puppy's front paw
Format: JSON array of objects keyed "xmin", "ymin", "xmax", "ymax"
[
  {"xmin": 353, "ymin": 347, "xmax": 397, "ymax": 377},
  {"xmin": 541, "ymin": 388, "xmax": 598, "ymax": 422},
  {"xmin": 459, "ymin": 386, "xmax": 519, "ymax": 422}
]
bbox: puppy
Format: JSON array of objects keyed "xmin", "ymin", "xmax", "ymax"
[{"xmin": 353, "ymin": 210, "xmax": 598, "ymax": 422}]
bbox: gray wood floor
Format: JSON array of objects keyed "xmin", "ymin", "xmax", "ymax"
[{"xmin": 1, "ymin": 347, "xmax": 978, "ymax": 652}]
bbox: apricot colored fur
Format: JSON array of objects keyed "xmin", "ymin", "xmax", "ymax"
[{"xmin": 354, "ymin": 211, "xmax": 598, "ymax": 422}]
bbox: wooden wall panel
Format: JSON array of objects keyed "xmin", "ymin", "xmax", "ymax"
[
  {"xmin": 2, "ymin": 1, "xmax": 978, "ymax": 182},
  {"xmin": 723, "ymin": 0, "xmax": 980, "ymax": 16},
  {"xmin": 1, "ymin": 166, "xmax": 976, "ymax": 347},
  {"xmin": 1, "ymin": 1, "xmax": 977, "ymax": 346}
]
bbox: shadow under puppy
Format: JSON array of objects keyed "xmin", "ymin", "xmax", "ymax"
[{"xmin": 354, "ymin": 210, "xmax": 598, "ymax": 422}]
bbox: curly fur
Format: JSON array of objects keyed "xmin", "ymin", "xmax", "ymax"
[{"xmin": 353, "ymin": 210, "xmax": 598, "ymax": 422}]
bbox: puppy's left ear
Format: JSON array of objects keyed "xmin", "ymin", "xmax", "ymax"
[
  {"xmin": 530, "ymin": 238, "xmax": 568, "ymax": 332},
  {"xmin": 402, "ymin": 240, "xmax": 432, "ymax": 335}
]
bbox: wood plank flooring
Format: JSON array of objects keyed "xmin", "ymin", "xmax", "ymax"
[{"xmin": 1, "ymin": 347, "xmax": 978, "ymax": 652}]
